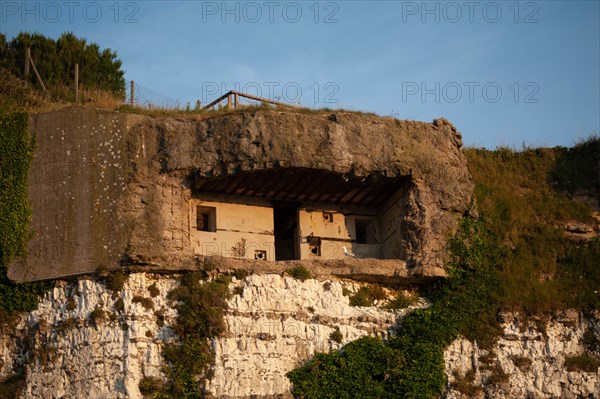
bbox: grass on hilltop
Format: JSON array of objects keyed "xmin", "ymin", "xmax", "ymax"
[{"xmin": 465, "ymin": 138, "xmax": 599, "ymax": 313}]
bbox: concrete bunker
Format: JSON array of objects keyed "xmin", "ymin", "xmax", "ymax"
[
  {"xmin": 11, "ymin": 107, "xmax": 473, "ymax": 282},
  {"xmin": 189, "ymin": 167, "xmax": 409, "ymax": 262}
]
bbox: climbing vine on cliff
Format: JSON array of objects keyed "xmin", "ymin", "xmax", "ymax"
[
  {"xmin": 139, "ymin": 270, "xmax": 231, "ymax": 398},
  {"xmin": 0, "ymin": 112, "xmax": 52, "ymax": 316},
  {"xmin": 287, "ymin": 217, "xmax": 503, "ymax": 399}
]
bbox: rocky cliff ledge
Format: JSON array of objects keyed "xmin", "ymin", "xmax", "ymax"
[
  {"xmin": 444, "ymin": 310, "xmax": 600, "ymax": 398},
  {"xmin": 1, "ymin": 273, "xmax": 597, "ymax": 398}
]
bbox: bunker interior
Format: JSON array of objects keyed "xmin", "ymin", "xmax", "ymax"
[{"xmin": 190, "ymin": 167, "xmax": 409, "ymax": 262}]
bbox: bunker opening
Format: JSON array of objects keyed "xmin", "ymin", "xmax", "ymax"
[{"xmin": 191, "ymin": 167, "xmax": 409, "ymax": 261}]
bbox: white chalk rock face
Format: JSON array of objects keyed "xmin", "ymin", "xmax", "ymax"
[
  {"xmin": 0, "ymin": 273, "xmax": 408, "ymax": 398},
  {"xmin": 444, "ymin": 311, "xmax": 600, "ymax": 399},
  {"xmin": 206, "ymin": 274, "xmax": 406, "ymax": 398},
  {"xmin": 1, "ymin": 273, "xmax": 598, "ymax": 399},
  {"xmin": 1, "ymin": 273, "xmax": 179, "ymax": 399}
]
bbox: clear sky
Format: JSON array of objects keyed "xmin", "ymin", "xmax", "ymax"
[{"xmin": 1, "ymin": 0, "xmax": 599, "ymax": 148}]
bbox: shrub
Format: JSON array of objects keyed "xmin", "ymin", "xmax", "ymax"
[
  {"xmin": 583, "ymin": 328, "xmax": 599, "ymax": 352},
  {"xmin": 104, "ymin": 270, "xmax": 127, "ymax": 293},
  {"xmin": 66, "ymin": 296, "xmax": 77, "ymax": 311},
  {"xmin": 512, "ymin": 356, "xmax": 532, "ymax": 372},
  {"xmin": 384, "ymin": 292, "xmax": 418, "ymax": 310},
  {"xmin": 0, "ymin": 68, "xmax": 44, "ymax": 113},
  {"xmin": 132, "ymin": 295, "xmax": 154, "ymax": 310},
  {"xmin": 349, "ymin": 285, "xmax": 386, "ymax": 307},
  {"xmin": 564, "ymin": 354, "xmax": 600, "ymax": 372},
  {"xmin": 114, "ymin": 298, "xmax": 124, "ymax": 312},
  {"xmin": 0, "ymin": 372, "xmax": 26, "ymax": 399},
  {"xmin": 89, "ymin": 307, "xmax": 106, "ymax": 326},
  {"xmin": 451, "ymin": 368, "xmax": 482, "ymax": 396},
  {"xmin": 486, "ymin": 364, "xmax": 509, "ymax": 385},
  {"xmin": 56, "ymin": 317, "xmax": 77, "ymax": 333},
  {"xmin": 138, "ymin": 376, "xmax": 165, "ymax": 397},
  {"xmin": 154, "ymin": 310, "xmax": 165, "ymax": 328},
  {"xmin": 329, "ymin": 328, "xmax": 343, "ymax": 344},
  {"xmin": 231, "ymin": 268, "xmax": 249, "ymax": 280},
  {"xmin": 149, "ymin": 272, "xmax": 232, "ymax": 398},
  {"xmin": 287, "ymin": 336, "xmax": 398, "ymax": 399},
  {"xmin": 147, "ymin": 283, "xmax": 160, "ymax": 298},
  {"xmin": 286, "ymin": 265, "xmax": 311, "ymax": 281}
]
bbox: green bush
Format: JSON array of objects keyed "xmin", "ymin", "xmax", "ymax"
[
  {"xmin": 0, "ymin": 372, "xmax": 25, "ymax": 399},
  {"xmin": 288, "ymin": 218, "xmax": 503, "ymax": 398},
  {"xmin": 114, "ymin": 298, "xmax": 125, "ymax": 312},
  {"xmin": 384, "ymin": 292, "xmax": 418, "ymax": 310},
  {"xmin": 89, "ymin": 307, "xmax": 106, "ymax": 327},
  {"xmin": 329, "ymin": 328, "xmax": 343, "ymax": 344},
  {"xmin": 139, "ymin": 376, "xmax": 165, "ymax": 397},
  {"xmin": 512, "ymin": 356, "xmax": 532, "ymax": 372},
  {"xmin": 147, "ymin": 283, "xmax": 160, "ymax": 298},
  {"xmin": 564, "ymin": 354, "xmax": 600, "ymax": 372},
  {"xmin": 583, "ymin": 328, "xmax": 599, "ymax": 352},
  {"xmin": 146, "ymin": 272, "xmax": 232, "ymax": 398},
  {"xmin": 349, "ymin": 285, "xmax": 387, "ymax": 307},
  {"xmin": 450, "ymin": 369, "xmax": 482, "ymax": 396},
  {"xmin": 132, "ymin": 295, "xmax": 155, "ymax": 310},
  {"xmin": 104, "ymin": 270, "xmax": 127, "ymax": 293},
  {"xmin": 286, "ymin": 265, "xmax": 311, "ymax": 281},
  {"xmin": 287, "ymin": 336, "xmax": 398, "ymax": 399}
]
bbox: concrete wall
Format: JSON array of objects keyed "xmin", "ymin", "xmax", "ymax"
[
  {"xmin": 188, "ymin": 204, "xmax": 385, "ymax": 261},
  {"xmin": 10, "ymin": 107, "xmax": 142, "ymax": 281},
  {"xmin": 190, "ymin": 200, "xmax": 275, "ymax": 261},
  {"xmin": 298, "ymin": 209, "xmax": 382, "ymax": 260},
  {"xmin": 379, "ymin": 187, "xmax": 407, "ymax": 260}
]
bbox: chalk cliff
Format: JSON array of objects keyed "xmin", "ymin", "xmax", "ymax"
[{"xmin": 1, "ymin": 273, "xmax": 598, "ymax": 398}]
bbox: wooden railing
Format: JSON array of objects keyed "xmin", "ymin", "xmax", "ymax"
[{"xmin": 201, "ymin": 90, "xmax": 301, "ymax": 111}]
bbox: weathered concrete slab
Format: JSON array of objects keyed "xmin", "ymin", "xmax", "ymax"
[{"xmin": 9, "ymin": 107, "xmax": 144, "ymax": 281}]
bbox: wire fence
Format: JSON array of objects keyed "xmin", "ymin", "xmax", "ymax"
[
  {"xmin": 125, "ymin": 81, "xmax": 181, "ymax": 109},
  {"xmin": 123, "ymin": 81, "xmax": 300, "ymax": 111}
]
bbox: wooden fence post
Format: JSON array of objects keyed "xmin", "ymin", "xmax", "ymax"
[
  {"xmin": 29, "ymin": 54, "xmax": 47, "ymax": 92},
  {"xmin": 24, "ymin": 48, "xmax": 30, "ymax": 78},
  {"xmin": 74, "ymin": 63, "xmax": 79, "ymax": 103},
  {"xmin": 130, "ymin": 80, "xmax": 135, "ymax": 107}
]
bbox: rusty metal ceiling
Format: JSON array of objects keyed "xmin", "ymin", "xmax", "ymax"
[{"xmin": 192, "ymin": 168, "xmax": 407, "ymax": 208}]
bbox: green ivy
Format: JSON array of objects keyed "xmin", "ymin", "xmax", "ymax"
[
  {"xmin": 0, "ymin": 112, "xmax": 52, "ymax": 316},
  {"xmin": 287, "ymin": 218, "xmax": 503, "ymax": 399},
  {"xmin": 140, "ymin": 272, "xmax": 231, "ymax": 398}
]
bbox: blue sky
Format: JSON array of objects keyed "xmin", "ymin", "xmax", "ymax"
[{"xmin": 1, "ymin": 0, "xmax": 599, "ymax": 148}]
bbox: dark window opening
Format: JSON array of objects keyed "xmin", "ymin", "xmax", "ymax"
[
  {"xmin": 307, "ymin": 234, "xmax": 322, "ymax": 256},
  {"xmin": 274, "ymin": 202, "xmax": 300, "ymax": 261},
  {"xmin": 355, "ymin": 218, "xmax": 376, "ymax": 244},
  {"xmin": 323, "ymin": 212, "xmax": 333, "ymax": 223},
  {"xmin": 196, "ymin": 206, "xmax": 216, "ymax": 232}
]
